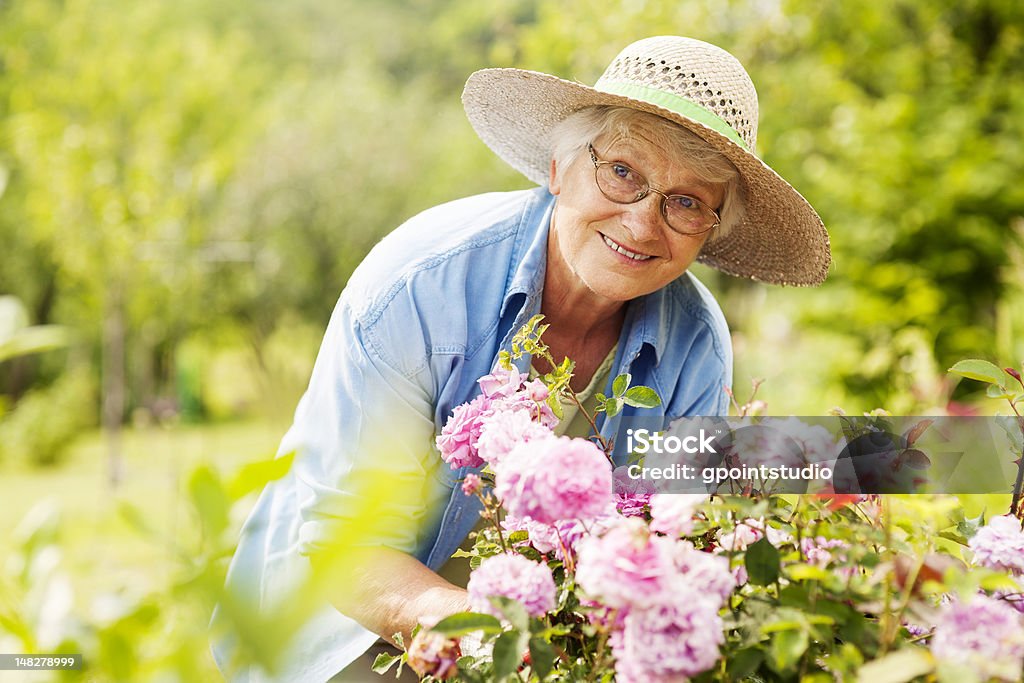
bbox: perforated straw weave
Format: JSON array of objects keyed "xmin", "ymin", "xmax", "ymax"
[{"xmin": 462, "ymin": 36, "xmax": 831, "ymax": 286}]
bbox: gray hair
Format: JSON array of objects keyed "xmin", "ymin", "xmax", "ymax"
[{"xmin": 549, "ymin": 106, "xmax": 744, "ymax": 238}]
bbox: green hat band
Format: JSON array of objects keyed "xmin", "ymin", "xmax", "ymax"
[{"xmin": 596, "ymin": 80, "xmax": 750, "ymax": 151}]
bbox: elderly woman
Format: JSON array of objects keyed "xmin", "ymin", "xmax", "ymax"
[{"xmin": 214, "ymin": 36, "xmax": 829, "ymax": 681}]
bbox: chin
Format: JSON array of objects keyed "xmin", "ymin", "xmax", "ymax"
[{"xmin": 577, "ymin": 271, "xmax": 653, "ymax": 303}]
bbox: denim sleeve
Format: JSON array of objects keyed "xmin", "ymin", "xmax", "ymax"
[{"xmin": 286, "ymin": 299, "xmax": 451, "ymax": 557}]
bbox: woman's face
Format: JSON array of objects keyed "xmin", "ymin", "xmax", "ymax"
[{"xmin": 548, "ymin": 130, "xmax": 723, "ymax": 303}]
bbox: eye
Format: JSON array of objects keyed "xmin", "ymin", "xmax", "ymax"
[
  {"xmin": 612, "ymin": 163, "xmax": 631, "ymax": 179},
  {"xmin": 669, "ymin": 195, "xmax": 697, "ymax": 210}
]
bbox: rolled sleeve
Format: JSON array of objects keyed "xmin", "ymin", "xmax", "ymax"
[{"xmin": 287, "ymin": 301, "xmax": 450, "ymax": 557}]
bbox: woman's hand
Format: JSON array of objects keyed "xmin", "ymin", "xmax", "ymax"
[{"xmin": 312, "ymin": 546, "xmax": 470, "ymax": 648}]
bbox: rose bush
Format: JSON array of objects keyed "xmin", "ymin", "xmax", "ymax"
[{"xmin": 374, "ymin": 323, "xmax": 1024, "ymax": 683}]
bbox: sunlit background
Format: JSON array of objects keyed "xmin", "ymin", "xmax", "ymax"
[{"xmin": 0, "ymin": 0, "xmax": 1022, "ymax": 679}]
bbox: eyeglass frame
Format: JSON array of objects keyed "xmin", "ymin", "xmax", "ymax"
[{"xmin": 587, "ymin": 143, "xmax": 721, "ymax": 236}]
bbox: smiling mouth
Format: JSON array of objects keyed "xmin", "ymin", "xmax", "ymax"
[{"xmin": 602, "ymin": 234, "xmax": 654, "ymax": 261}]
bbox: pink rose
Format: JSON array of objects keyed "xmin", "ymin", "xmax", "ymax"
[
  {"xmin": 477, "ymin": 366, "xmax": 526, "ymax": 399},
  {"xmin": 495, "ymin": 435, "xmax": 613, "ymax": 525},
  {"xmin": 436, "ymin": 395, "xmax": 489, "ymax": 469}
]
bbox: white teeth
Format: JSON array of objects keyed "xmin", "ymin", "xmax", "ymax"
[{"xmin": 602, "ymin": 235, "xmax": 652, "ymax": 261}]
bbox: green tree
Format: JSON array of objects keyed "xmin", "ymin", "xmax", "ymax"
[{"xmin": 0, "ymin": 0, "xmax": 273, "ymax": 480}]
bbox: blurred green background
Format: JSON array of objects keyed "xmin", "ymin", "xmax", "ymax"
[{"xmin": 0, "ymin": 0, "xmax": 1022, "ymax": 679}]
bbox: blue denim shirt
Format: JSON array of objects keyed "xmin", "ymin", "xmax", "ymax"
[{"xmin": 213, "ymin": 187, "xmax": 732, "ymax": 681}]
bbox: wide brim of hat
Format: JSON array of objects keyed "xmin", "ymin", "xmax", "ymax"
[{"xmin": 462, "ymin": 68, "xmax": 831, "ymax": 287}]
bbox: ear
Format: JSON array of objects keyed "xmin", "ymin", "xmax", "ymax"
[{"xmin": 547, "ymin": 157, "xmax": 561, "ymax": 195}]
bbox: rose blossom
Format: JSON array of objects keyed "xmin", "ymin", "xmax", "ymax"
[
  {"xmin": 491, "ymin": 387, "xmax": 559, "ymax": 430},
  {"xmin": 613, "ymin": 466, "xmax": 656, "ymax": 517},
  {"xmin": 494, "ymin": 435, "xmax": 612, "ymax": 525},
  {"xmin": 575, "ymin": 517, "xmax": 676, "ymax": 610},
  {"xmin": 969, "ymin": 515, "xmax": 1024, "ymax": 576},
  {"xmin": 801, "ymin": 536, "xmax": 849, "ymax": 566},
  {"xmin": 406, "ymin": 630, "xmax": 460, "ymax": 680},
  {"xmin": 715, "ymin": 518, "xmax": 792, "ymax": 553},
  {"xmin": 437, "ymin": 366, "xmax": 559, "ymax": 470},
  {"xmin": 503, "ymin": 514, "xmax": 579, "ymax": 557},
  {"xmin": 477, "ymin": 408, "xmax": 553, "ymax": 466},
  {"xmin": 505, "ymin": 510, "xmax": 618, "ymax": 563},
  {"xmin": 668, "ymin": 543, "xmax": 734, "ymax": 605},
  {"xmin": 611, "ymin": 590, "xmax": 724, "ymax": 683},
  {"xmin": 903, "ymin": 621, "xmax": 932, "ymax": 638},
  {"xmin": 648, "ymin": 493, "xmax": 707, "ymax": 537},
  {"xmin": 770, "ymin": 416, "xmax": 837, "ymax": 465},
  {"xmin": 477, "ymin": 365, "xmax": 526, "ymax": 399},
  {"xmin": 467, "ymin": 553, "xmax": 556, "ymax": 619},
  {"xmin": 930, "ymin": 594, "xmax": 1024, "ymax": 681},
  {"xmin": 436, "ymin": 395, "xmax": 488, "ymax": 469},
  {"xmin": 460, "ymin": 473, "xmax": 482, "ymax": 496},
  {"xmin": 994, "ymin": 589, "xmax": 1024, "ymax": 615}
]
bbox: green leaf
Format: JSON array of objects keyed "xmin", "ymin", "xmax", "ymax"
[
  {"xmin": 761, "ymin": 620, "xmax": 805, "ymax": 633},
  {"xmin": 769, "ymin": 628, "xmax": 808, "ymax": 673},
  {"xmin": 938, "ymin": 530, "xmax": 969, "ymax": 546},
  {"xmin": 0, "ymin": 324, "xmax": 72, "ymax": 363},
  {"xmin": 948, "ymin": 359, "xmax": 1007, "ymax": 386},
  {"xmin": 507, "ymin": 530, "xmax": 529, "ymax": 544},
  {"xmin": 785, "ymin": 563, "xmax": 831, "ymax": 582},
  {"xmin": 187, "ymin": 465, "xmax": 229, "ymax": 541},
  {"xmin": 855, "ymin": 648, "xmax": 934, "ymax": 683},
  {"xmin": 490, "ymin": 596, "xmax": 529, "ymax": 632},
  {"xmin": 956, "ymin": 511, "xmax": 985, "ymax": 541},
  {"xmin": 117, "ymin": 501, "xmax": 155, "ymax": 539},
  {"xmin": 604, "ymin": 397, "xmax": 623, "ymax": 417},
  {"xmin": 622, "ymin": 386, "xmax": 662, "ymax": 409},
  {"xmin": 430, "ymin": 612, "xmax": 503, "ymax": 637},
  {"xmin": 998, "ymin": 418, "xmax": 1024, "ymax": 452},
  {"xmin": 728, "ymin": 647, "xmax": 764, "ymax": 680},
  {"xmin": 745, "ymin": 536, "xmax": 781, "ymax": 586},
  {"xmin": 528, "ymin": 637, "xmax": 555, "ymax": 680},
  {"xmin": 978, "ymin": 572, "xmax": 1021, "ymax": 592},
  {"xmin": 547, "ymin": 393, "xmax": 563, "ymax": 420},
  {"xmin": 371, "ymin": 651, "xmax": 401, "ymax": 674},
  {"xmin": 226, "ymin": 452, "xmax": 294, "ymax": 501},
  {"xmin": 492, "ymin": 630, "xmax": 528, "ymax": 681},
  {"xmin": 612, "ymin": 373, "xmax": 631, "ymax": 397},
  {"xmin": 986, "ymin": 383, "xmax": 1014, "ymax": 400}
]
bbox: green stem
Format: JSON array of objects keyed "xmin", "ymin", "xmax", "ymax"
[
  {"xmin": 880, "ymin": 497, "xmax": 895, "ymax": 655},
  {"xmin": 478, "ymin": 492, "xmax": 509, "ymax": 553},
  {"xmin": 566, "ymin": 387, "xmax": 611, "ymax": 457},
  {"xmin": 587, "ymin": 617, "xmax": 614, "ymax": 683},
  {"xmin": 1007, "ymin": 401, "xmax": 1024, "ymax": 519},
  {"xmin": 538, "ymin": 348, "xmax": 611, "ymax": 457}
]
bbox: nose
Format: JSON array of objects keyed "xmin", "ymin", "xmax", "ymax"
[{"xmin": 620, "ymin": 192, "xmax": 666, "ymax": 243}]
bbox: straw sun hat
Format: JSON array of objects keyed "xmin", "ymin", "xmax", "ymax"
[{"xmin": 462, "ymin": 36, "xmax": 831, "ymax": 286}]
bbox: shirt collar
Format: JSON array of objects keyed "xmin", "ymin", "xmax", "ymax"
[{"xmin": 500, "ymin": 188, "xmax": 555, "ymax": 318}]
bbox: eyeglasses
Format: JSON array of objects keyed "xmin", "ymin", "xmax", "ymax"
[{"xmin": 588, "ymin": 143, "xmax": 721, "ymax": 236}]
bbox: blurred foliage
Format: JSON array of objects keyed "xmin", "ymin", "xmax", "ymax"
[
  {"xmin": 0, "ymin": 365, "xmax": 94, "ymax": 467},
  {"xmin": 0, "ymin": 295, "xmax": 69, "ymax": 367},
  {"xmin": 0, "ymin": 451, "xmax": 293, "ymax": 680},
  {"xmin": 0, "ymin": 1, "xmax": 1018, "ymax": 421}
]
